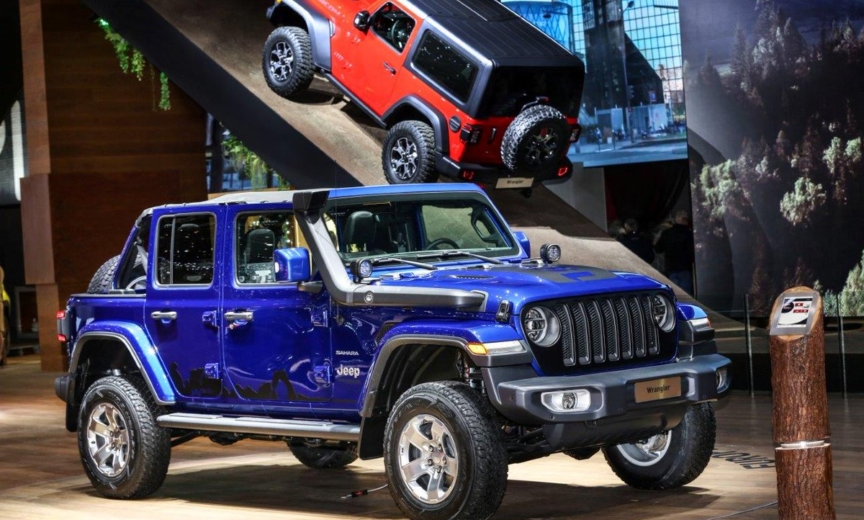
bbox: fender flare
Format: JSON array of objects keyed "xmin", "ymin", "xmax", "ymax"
[
  {"xmin": 70, "ymin": 322, "xmax": 176, "ymax": 405},
  {"xmin": 268, "ymin": 1, "xmax": 332, "ymax": 71},
  {"xmin": 382, "ymin": 95, "xmax": 450, "ymax": 154}
]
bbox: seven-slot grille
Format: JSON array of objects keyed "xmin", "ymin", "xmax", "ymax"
[{"xmin": 556, "ymin": 294, "xmax": 662, "ymax": 367}]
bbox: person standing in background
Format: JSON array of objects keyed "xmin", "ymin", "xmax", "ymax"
[
  {"xmin": 655, "ymin": 210, "xmax": 695, "ymax": 295},
  {"xmin": 0, "ymin": 265, "xmax": 9, "ymax": 367},
  {"xmin": 618, "ymin": 218, "xmax": 655, "ymax": 264}
]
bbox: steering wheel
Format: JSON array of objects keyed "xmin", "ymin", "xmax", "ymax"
[
  {"xmin": 389, "ymin": 17, "xmax": 412, "ymax": 50},
  {"xmin": 426, "ymin": 238, "xmax": 459, "ymax": 250}
]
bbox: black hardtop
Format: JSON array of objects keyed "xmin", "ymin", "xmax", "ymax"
[{"xmin": 409, "ymin": 0, "xmax": 583, "ymax": 67}]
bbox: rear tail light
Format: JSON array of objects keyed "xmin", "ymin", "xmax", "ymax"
[
  {"xmin": 56, "ymin": 310, "xmax": 69, "ymax": 343},
  {"xmin": 461, "ymin": 170, "xmax": 476, "ymax": 181},
  {"xmin": 460, "ymin": 124, "xmax": 482, "ymax": 144}
]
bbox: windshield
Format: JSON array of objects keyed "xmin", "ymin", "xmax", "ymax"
[{"xmin": 323, "ymin": 193, "xmax": 518, "ymax": 264}]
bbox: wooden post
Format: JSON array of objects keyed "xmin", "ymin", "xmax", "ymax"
[{"xmin": 768, "ymin": 287, "xmax": 835, "ymax": 520}]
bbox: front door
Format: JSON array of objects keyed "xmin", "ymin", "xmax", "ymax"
[
  {"xmin": 336, "ymin": 2, "xmax": 418, "ymax": 115},
  {"xmin": 219, "ymin": 208, "xmax": 332, "ymax": 413},
  {"xmin": 144, "ymin": 210, "xmax": 223, "ymax": 399}
]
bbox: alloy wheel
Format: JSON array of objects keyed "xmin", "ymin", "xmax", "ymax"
[
  {"xmin": 390, "ymin": 137, "xmax": 419, "ymax": 181},
  {"xmin": 397, "ymin": 413, "xmax": 459, "ymax": 504},
  {"xmin": 86, "ymin": 402, "xmax": 130, "ymax": 477},
  {"xmin": 616, "ymin": 431, "xmax": 672, "ymax": 467},
  {"xmin": 269, "ymin": 41, "xmax": 295, "ymax": 82}
]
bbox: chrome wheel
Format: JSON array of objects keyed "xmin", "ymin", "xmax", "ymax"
[
  {"xmin": 524, "ymin": 126, "xmax": 560, "ymax": 167},
  {"xmin": 389, "ymin": 137, "xmax": 418, "ymax": 181},
  {"xmin": 397, "ymin": 413, "xmax": 459, "ymax": 504},
  {"xmin": 616, "ymin": 431, "xmax": 672, "ymax": 467},
  {"xmin": 269, "ymin": 41, "xmax": 294, "ymax": 82},
  {"xmin": 86, "ymin": 402, "xmax": 130, "ymax": 478}
]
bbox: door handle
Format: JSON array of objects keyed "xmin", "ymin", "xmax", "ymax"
[
  {"xmin": 151, "ymin": 311, "xmax": 177, "ymax": 321},
  {"xmin": 383, "ymin": 62, "xmax": 396, "ymax": 74},
  {"xmin": 224, "ymin": 311, "xmax": 254, "ymax": 322}
]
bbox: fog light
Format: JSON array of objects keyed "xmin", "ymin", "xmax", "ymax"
[{"xmin": 541, "ymin": 389, "xmax": 591, "ymax": 413}]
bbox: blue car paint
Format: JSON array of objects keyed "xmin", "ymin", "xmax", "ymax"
[{"xmin": 63, "ymin": 184, "xmax": 700, "ymax": 424}]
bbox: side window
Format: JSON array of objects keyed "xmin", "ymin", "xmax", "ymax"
[
  {"xmin": 412, "ymin": 32, "xmax": 478, "ymax": 102},
  {"xmin": 235, "ymin": 212, "xmax": 295, "ymax": 284},
  {"xmin": 156, "ymin": 214, "xmax": 216, "ymax": 286},
  {"xmin": 371, "ymin": 3, "xmax": 416, "ymax": 52}
]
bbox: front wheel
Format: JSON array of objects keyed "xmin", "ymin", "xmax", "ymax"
[
  {"xmin": 384, "ymin": 381, "xmax": 508, "ymax": 520},
  {"xmin": 382, "ymin": 121, "xmax": 438, "ymax": 184},
  {"xmin": 262, "ymin": 26, "xmax": 315, "ymax": 98},
  {"xmin": 602, "ymin": 403, "xmax": 716, "ymax": 490},
  {"xmin": 78, "ymin": 376, "xmax": 171, "ymax": 498}
]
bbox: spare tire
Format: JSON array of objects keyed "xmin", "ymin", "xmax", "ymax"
[
  {"xmin": 501, "ymin": 105, "xmax": 570, "ymax": 175},
  {"xmin": 87, "ymin": 255, "xmax": 121, "ymax": 294}
]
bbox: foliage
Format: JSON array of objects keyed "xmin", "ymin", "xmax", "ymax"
[
  {"xmin": 689, "ymin": 0, "xmax": 864, "ymax": 312},
  {"xmin": 779, "ymin": 177, "xmax": 826, "ymax": 226},
  {"xmin": 224, "ymin": 135, "xmax": 272, "ymax": 189},
  {"xmin": 96, "ymin": 19, "xmax": 171, "ymax": 110},
  {"xmin": 827, "ymin": 251, "xmax": 864, "ymax": 316}
]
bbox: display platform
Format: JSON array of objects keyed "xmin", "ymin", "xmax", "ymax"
[{"xmin": 1, "ymin": 355, "xmax": 860, "ymax": 519}]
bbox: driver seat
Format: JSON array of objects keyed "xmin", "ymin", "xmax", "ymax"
[{"xmin": 343, "ymin": 211, "xmax": 377, "ymax": 252}]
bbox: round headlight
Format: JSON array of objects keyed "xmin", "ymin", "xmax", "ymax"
[
  {"xmin": 523, "ymin": 306, "xmax": 561, "ymax": 347},
  {"xmin": 651, "ymin": 295, "xmax": 676, "ymax": 332}
]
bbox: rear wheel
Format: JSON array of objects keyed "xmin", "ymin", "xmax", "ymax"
[
  {"xmin": 78, "ymin": 376, "xmax": 171, "ymax": 498},
  {"xmin": 501, "ymin": 105, "xmax": 570, "ymax": 176},
  {"xmin": 288, "ymin": 441, "xmax": 358, "ymax": 469},
  {"xmin": 382, "ymin": 121, "xmax": 438, "ymax": 184},
  {"xmin": 384, "ymin": 381, "xmax": 507, "ymax": 520},
  {"xmin": 602, "ymin": 403, "xmax": 716, "ymax": 490},
  {"xmin": 263, "ymin": 26, "xmax": 315, "ymax": 98}
]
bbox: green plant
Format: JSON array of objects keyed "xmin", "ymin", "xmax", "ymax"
[
  {"xmin": 224, "ymin": 135, "xmax": 272, "ymax": 189},
  {"xmin": 97, "ymin": 18, "xmax": 171, "ymax": 110}
]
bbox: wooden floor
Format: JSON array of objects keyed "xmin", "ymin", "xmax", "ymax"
[{"xmin": 1, "ymin": 354, "xmax": 861, "ymax": 519}]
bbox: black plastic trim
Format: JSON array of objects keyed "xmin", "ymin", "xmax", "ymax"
[
  {"xmin": 359, "ymin": 334, "xmax": 535, "ymax": 418},
  {"xmin": 382, "ymin": 95, "xmax": 449, "ymax": 153},
  {"xmin": 483, "ymin": 353, "xmax": 731, "ymax": 425},
  {"xmin": 268, "ymin": 1, "xmax": 333, "ymax": 71}
]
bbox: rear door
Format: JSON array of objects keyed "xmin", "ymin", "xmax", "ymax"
[
  {"xmin": 219, "ymin": 207, "xmax": 332, "ymax": 412},
  {"xmin": 144, "ymin": 210, "xmax": 223, "ymax": 399}
]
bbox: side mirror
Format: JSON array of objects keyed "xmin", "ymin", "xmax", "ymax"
[
  {"xmin": 354, "ymin": 10, "xmax": 371, "ymax": 31},
  {"xmin": 513, "ymin": 231, "xmax": 531, "ymax": 257},
  {"xmin": 274, "ymin": 247, "xmax": 311, "ymax": 283}
]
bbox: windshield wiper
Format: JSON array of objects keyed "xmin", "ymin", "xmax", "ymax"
[
  {"xmin": 416, "ymin": 250, "xmax": 503, "ymax": 265},
  {"xmin": 369, "ymin": 256, "xmax": 437, "ymax": 271}
]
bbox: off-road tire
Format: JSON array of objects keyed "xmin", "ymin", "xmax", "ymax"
[
  {"xmin": 602, "ymin": 403, "xmax": 716, "ymax": 490},
  {"xmin": 382, "ymin": 121, "xmax": 438, "ymax": 184},
  {"xmin": 384, "ymin": 381, "xmax": 508, "ymax": 520},
  {"xmin": 78, "ymin": 376, "xmax": 171, "ymax": 498},
  {"xmin": 87, "ymin": 255, "xmax": 121, "ymax": 294},
  {"xmin": 501, "ymin": 104, "xmax": 570, "ymax": 175},
  {"xmin": 263, "ymin": 26, "xmax": 315, "ymax": 98},
  {"xmin": 289, "ymin": 442, "xmax": 358, "ymax": 469}
]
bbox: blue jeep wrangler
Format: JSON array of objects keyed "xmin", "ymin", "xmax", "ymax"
[{"xmin": 55, "ymin": 184, "xmax": 729, "ymax": 520}]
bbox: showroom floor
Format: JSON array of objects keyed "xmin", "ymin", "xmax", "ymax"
[{"xmin": 0, "ymin": 354, "xmax": 861, "ymax": 519}]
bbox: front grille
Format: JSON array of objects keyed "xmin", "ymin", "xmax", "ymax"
[{"xmin": 560, "ymin": 294, "xmax": 662, "ymax": 368}]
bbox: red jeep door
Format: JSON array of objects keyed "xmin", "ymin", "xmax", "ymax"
[{"xmin": 336, "ymin": 2, "xmax": 418, "ymax": 116}]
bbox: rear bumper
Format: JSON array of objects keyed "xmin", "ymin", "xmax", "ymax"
[
  {"xmin": 436, "ymin": 154, "xmax": 573, "ymax": 187},
  {"xmin": 483, "ymin": 353, "xmax": 731, "ymax": 449}
]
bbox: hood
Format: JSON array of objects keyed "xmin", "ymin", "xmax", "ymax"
[{"xmin": 368, "ymin": 262, "xmax": 670, "ymax": 313}]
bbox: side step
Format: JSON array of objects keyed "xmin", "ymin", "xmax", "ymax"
[{"xmin": 157, "ymin": 413, "xmax": 361, "ymax": 442}]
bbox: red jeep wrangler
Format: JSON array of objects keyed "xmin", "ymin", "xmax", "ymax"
[{"xmin": 262, "ymin": 0, "xmax": 584, "ymax": 190}]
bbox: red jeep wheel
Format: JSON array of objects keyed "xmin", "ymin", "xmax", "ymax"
[
  {"xmin": 501, "ymin": 105, "xmax": 570, "ymax": 176},
  {"xmin": 263, "ymin": 27, "xmax": 315, "ymax": 98},
  {"xmin": 382, "ymin": 121, "xmax": 439, "ymax": 184}
]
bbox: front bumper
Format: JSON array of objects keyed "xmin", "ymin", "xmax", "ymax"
[
  {"xmin": 484, "ymin": 353, "xmax": 731, "ymax": 449},
  {"xmin": 435, "ymin": 155, "xmax": 573, "ymax": 187}
]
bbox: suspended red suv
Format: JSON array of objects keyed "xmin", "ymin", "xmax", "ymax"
[{"xmin": 262, "ymin": 0, "xmax": 584, "ymax": 192}]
